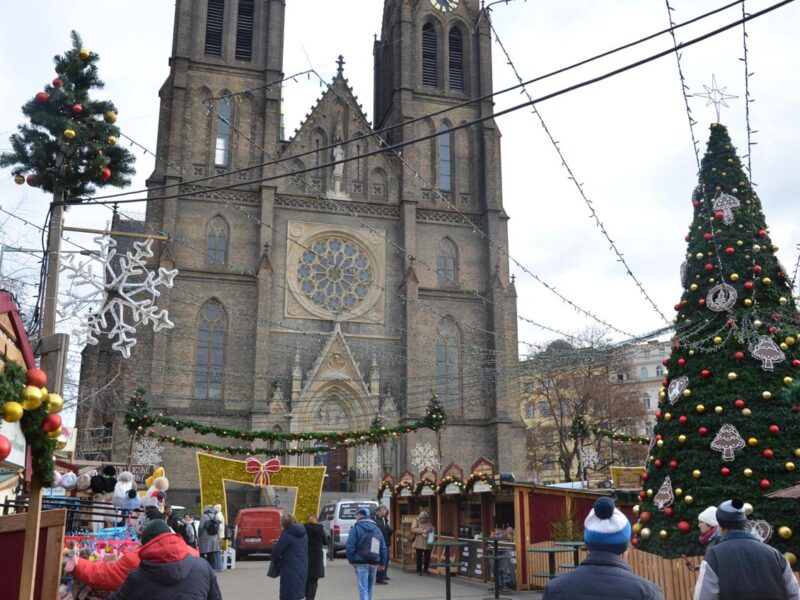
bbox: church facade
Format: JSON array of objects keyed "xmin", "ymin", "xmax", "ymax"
[{"xmin": 79, "ymin": 0, "xmax": 525, "ymax": 505}]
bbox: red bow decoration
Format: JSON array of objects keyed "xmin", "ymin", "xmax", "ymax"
[{"xmin": 245, "ymin": 458, "xmax": 282, "ymax": 487}]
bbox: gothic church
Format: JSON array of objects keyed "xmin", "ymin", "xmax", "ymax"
[{"xmin": 79, "ymin": 0, "xmax": 524, "ymax": 506}]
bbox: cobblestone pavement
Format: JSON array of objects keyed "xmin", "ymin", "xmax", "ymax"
[{"xmin": 217, "ymin": 556, "xmax": 543, "ymax": 599}]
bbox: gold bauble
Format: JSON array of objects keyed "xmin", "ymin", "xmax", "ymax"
[
  {"xmin": 785, "ymin": 377, "xmax": 794, "ymax": 386},
  {"xmin": 659, "ymin": 530, "xmax": 668, "ymax": 539},
  {"xmin": 786, "ymin": 462, "xmax": 796, "ymax": 472},
  {"xmin": 678, "ymin": 434, "xmax": 687, "ymax": 443},
  {"xmin": 683, "ymin": 389, "xmax": 692, "ymax": 397},
  {"xmin": 736, "ymin": 240, "xmax": 744, "ymax": 246},
  {"xmin": 779, "ymin": 526, "xmax": 793, "ymax": 540},
  {"xmin": 79, "ymin": 48, "xmax": 90, "ymax": 60},
  {"xmin": 46, "ymin": 393, "xmax": 64, "ymax": 414},
  {"xmin": 696, "ymin": 404, "xmax": 705, "ymax": 414},
  {"xmin": 63, "ymin": 129, "xmax": 76, "ymax": 140},
  {"xmin": 742, "ymin": 408, "xmax": 752, "ymax": 417},
  {"xmin": 715, "ymin": 405, "xmax": 723, "ymax": 414},
  {"xmin": 786, "ymin": 336, "xmax": 796, "ymax": 346},
  {"xmin": 664, "ymin": 412, "xmax": 672, "ymax": 421},
  {"xmin": 2, "ymin": 401, "xmax": 24, "ymax": 422},
  {"xmin": 713, "ymin": 336, "xmax": 723, "ymax": 345},
  {"xmin": 640, "ymin": 528, "xmax": 652, "ymax": 540},
  {"xmin": 633, "ymin": 504, "xmax": 640, "ymax": 515},
  {"xmin": 47, "ymin": 427, "xmax": 62, "ymax": 438},
  {"xmin": 744, "ymin": 468, "xmax": 753, "ymax": 477},
  {"xmin": 695, "ymin": 252, "xmax": 704, "ymax": 260},
  {"xmin": 730, "ymin": 273, "xmax": 740, "ymax": 281},
  {"xmin": 728, "ymin": 372, "xmax": 737, "ymax": 381},
  {"xmin": 659, "ymin": 390, "xmax": 665, "ymax": 398},
  {"xmin": 780, "ymin": 296, "xmax": 788, "ymax": 305},
  {"xmin": 107, "ymin": 135, "xmax": 117, "ymax": 146},
  {"xmin": 55, "ymin": 435, "xmax": 68, "ymax": 450},
  {"xmin": 21, "ymin": 385, "xmax": 44, "ymax": 410},
  {"xmin": 675, "ymin": 488, "xmax": 683, "ymax": 496},
  {"xmin": 754, "ymin": 320, "xmax": 763, "ymax": 328},
  {"xmin": 656, "ymin": 440, "xmax": 664, "ymax": 448},
  {"xmin": 685, "ymin": 495, "xmax": 694, "ymax": 505},
  {"xmin": 689, "ymin": 349, "xmax": 696, "ymax": 356},
  {"xmin": 633, "ymin": 523, "xmax": 642, "ymax": 535},
  {"xmin": 40, "ymin": 386, "xmax": 48, "ymax": 398},
  {"xmin": 690, "ymin": 283, "xmax": 698, "ymax": 291},
  {"xmin": 753, "ymin": 244, "xmax": 762, "ymax": 252},
  {"xmin": 748, "ymin": 438, "xmax": 759, "ymax": 446},
  {"xmin": 785, "ymin": 553, "xmax": 798, "ymax": 567},
  {"xmin": 692, "ymin": 469, "xmax": 702, "ymax": 479},
  {"xmin": 14, "ymin": 174, "xmax": 24, "ymax": 185},
  {"xmin": 795, "ymin": 448, "xmax": 800, "ymax": 458},
  {"xmin": 781, "ymin": 343, "xmax": 789, "ymax": 351},
  {"xmin": 646, "ymin": 489, "xmax": 653, "ymax": 497},
  {"xmin": 762, "ymin": 277, "xmax": 772, "ymax": 286},
  {"xmin": 763, "ymin": 391, "xmax": 772, "ymax": 400},
  {"xmin": 744, "ymin": 503, "xmax": 754, "ymax": 515},
  {"xmin": 744, "ymin": 299, "xmax": 753, "ymax": 307},
  {"xmin": 104, "ymin": 111, "xmax": 118, "ymax": 124}
]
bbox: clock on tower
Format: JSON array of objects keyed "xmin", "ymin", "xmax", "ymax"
[{"xmin": 431, "ymin": 0, "xmax": 459, "ymax": 12}]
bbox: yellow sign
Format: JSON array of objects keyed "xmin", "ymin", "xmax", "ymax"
[{"xmin": 610, "ymin": 466, "xmax": 645, "ymax": 489}]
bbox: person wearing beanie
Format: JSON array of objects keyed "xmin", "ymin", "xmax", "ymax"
[
  {"xmin": 695, "ymin": 498, "xmax": 800, "ymax": 600},
  {"xmin": 697, "ymin": 506, "xmax": 721, "ymax": 547},
  {"xmin": 543, "ymin": 497, "xmax": 664, "ymax": 600},
  {"xmin": 65, "ymin": 516, "xmax": 200, "ymax": 593},
  {"xmin": 104, "ymin": 520, "xmax": 220, "ymax": 600},
  {"xmin": 346, "ymin": 508, "xmax": 386, "ymax": 600}
]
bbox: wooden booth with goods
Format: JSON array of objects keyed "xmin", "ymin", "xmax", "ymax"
[{"xmin": 0, "ymin": 291, "xmax": 67, "ymax": 600}]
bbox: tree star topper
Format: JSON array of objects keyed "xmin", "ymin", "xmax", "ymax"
[
  {"xmin": 59, "ymin": 236, "xmax": 178, "ymax": 357},
  {"xmin": 694, "ymin": 74, "xmax": 738, "ymax": 123}
]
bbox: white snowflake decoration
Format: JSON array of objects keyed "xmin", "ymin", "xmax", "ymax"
[
  {"xmin": 59, "ymin": 236, "xmax": 178, "ymax": 357},
  {"xmin": 132, "ymin": 437, "xmax": 164, "ymax": 466},
  {"xmin": 410, "ymin": 442, "xmax": 439, "ymax": 472},
  {"xmin": 579, "ymin": 448, "xmax": 599, "ymax": 470},
  {"xmin": 356, "ymin": 445, "xmax": 378, "ymax": 478}
]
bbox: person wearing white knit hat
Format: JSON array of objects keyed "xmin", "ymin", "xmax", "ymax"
[
  {"xmin": 543, "ymin": 497, "xmax": 664, "ymax": 599},
  {"xmin": 697, "ymin": 506, "xmax": 720, "ymax": 547}
]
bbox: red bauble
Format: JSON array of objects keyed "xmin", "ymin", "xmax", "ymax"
[
  {"xmin": 735, "ymin": 352, "xmax": 745, "ymax": 360},
  {"xmin": 758, "ymin": 229, "xmax": 767, "ymax": 237},
  {"xmin": 768, "ymin": 326, "xmax": 777, "ymax": 335},
  {"xmin": 734, "ymin": 399, "xmax": 745, "ymax": 409},
  {"xmin": 641, "ymin": 473, "xmax": 648, "ymax": 481},
  {"xmin": 664, "ymin": 507, "xmax": 674, "ymax": 517},
  {"xmin": 678, "ymin": 358, "xmax": 687, "ymax": 367},
  {"xmin": 744, "ymin": 281, "xmax": 754, "ymax": 290},
  {"xmin": 640, "ymin": 511, "xmax": 651, "ymax": 523},
  {"xmin": 662, "ymin": 359, "xmax": 669, "ymax": 367},
  {"xmin": 26, "ymin": 174, "xmax": 38, "ymax": 186},
  {"xmin": 760, "ymin": 479, "xmax": 771, "ymax": 489},
  {"xmin": 701, "ymin": 369, "xmax": 711, "ymax": 378},
  {"xmin": 631, "ymin": 536, "xmax": 639, "ymax": 546},
  {"xmin": 704, "ymin": 233, "xmax": 713, "ymax": 241},
  {"xmin": 655, "ymin": 411, "xmax": 662, "ymax": 420},
  {"xmin": 725, "ymin": 247, "xmax": 735, "ymax": 255},
  {"xmin": 715, "ymin": 211, "xmax": 724, "ymax": 220},
  {"xmin": 662, "ymin": 378, "xmax": 669, "ymax": 387},
  {"xmin": 678, "ymin": 521, "xmax": 691, "ymax": 534},
  {"xmin": 692, "ymin": 201, "xmax": 700, "ymax": 208},
  {"xmin": 679, "ymin": 415, "xmax": 688, "ymax": 425},
  {"xmin": 639, "ymin": 491, "xmax": 646, "ymax": 500},
  {"xmin": 754, "ymin": 265, "xmax": 762, "ymax": 275},
  {"xmin": 727, "ymin": 319, "xmax": 736, "ymax": 328},
  {"xmin": 656, "ymin": 434, "xmax": 663, "ymax": 441},
  {"xmin": 698, "ymin": 298, "xmax": 706, "ymax": 307},
  {"xmin": 793, "ymin": 359, "xmax": 800, "ymax": 368},
  {"xmin": 669, "ymin": 460, "xmax": 679, "ymax": 469},
  {"xmin": 771, "ymin": 312, "xmax": 780, "ymax": 321},
  {"xmin": 26, "ymin": 368, "xmax": 47, "ymax": 388},
  {"xmin": 0, "ymin": 435, "xmax": 10, "ymax": 462},
  {"xmin": 704, "ymin": 263, "xmax": 714, "ymax": 272},
  {"xmin": 685, "ymin": 234, "xmax": 692, "ymax": 241},
  {"xmin": 71, "ymin": 103, "xmax": 83, "ymax": 115},
  {"xmin": 100, "ymin": 167, "xmax": 112, "ymax": 182},
  {"xmin": 35, "ymin": 91, "xmax": 50, "ymax": 104},
  {"xmin": 52, "ymin": 78, "xmax": 64, "ymax": 88},
  {"xmin": 654, "ymin": 459, "xmax": 663, "ymax": 468},
  {"xmin": 793, "ymin": 406, "xmax": 800, "ymax": 414},
  {"xmin": 699, "ymin": 427, "xmax": 708, "ymax": 436},
  {"xmin": 769, "ymin": 425, "xmax": 780, "ymax": 435},
  {"xmin": 42, "ymin": 413, "xmax": 62, "ymax": 433},
  {"xmin": 763, "ymin": 449, "xmax": 774, "ymax": 459},
  {"xmin": 721, "ymin": 467, "xmax": 731, "ymax": 476},
  {"xmin": 674, "ymin": 303, "xmax": 682, "ymax": 311}
]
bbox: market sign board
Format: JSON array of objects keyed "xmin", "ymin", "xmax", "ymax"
[
  {"xmin": 0, "ymin": 420, "xmax": 25, "ymax": 470},
  {"xmin": 420, "ymin": 485, "xmax": 435, "ymax": 496},
  {"xmin": 610, "ymin": 466, "xmax": 646, "ymax": 489},
  {"xmin": 444, "ymin": 483, "xmax": 460, "ymax": 495},
  {"xmin": 473, "ymin": 481, "xmax": 492, "ymax": 493}
]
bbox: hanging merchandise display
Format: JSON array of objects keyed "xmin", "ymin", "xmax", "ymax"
[
  {"xmin": 635, "ymin": 123, "xmax": 800, "ymax": 559},
  {"xmin": 59, "ymin": 236, "xmax": 177, "ymax": 357}
]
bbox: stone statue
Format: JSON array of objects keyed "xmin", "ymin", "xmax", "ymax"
[{"xmin": 332, "ymin": 143, "xmax": 344, "ymax": 177}]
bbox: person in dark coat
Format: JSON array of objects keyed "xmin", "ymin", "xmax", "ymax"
[
  {"xmin": 271, "ymin": 512, "xmax": 308, "ymax": 600},
  {"xmin": 107, "ymin": 519, "xmax": 221, "ymax": 600},
  {"xmin": 304, "ymin": 514, "xmax": 329, "ymax": 600},
  {"xmin": 198, "ymin": 505, "xmax": 221, "ymax": 570},
  {"xmin": 543, "ymin": 497, "xmax": 664, "ymax": 600},
  {"xmin": 695, "ymin": 498, "xmax": 800, "ymax": 600},
  {"xmin": 177, "ymin": 512, "xmax": 198, "ymax": 549},
  {"xmin": 372, "ymin": 505, "xmax": 393, "ymax": 583}
]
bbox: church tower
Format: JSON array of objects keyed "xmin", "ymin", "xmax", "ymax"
[{"xmin": 79, "ymin": 0, "xmax": 525, "ymax": 506}]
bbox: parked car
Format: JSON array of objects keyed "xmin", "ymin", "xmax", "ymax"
[
  {"xmin": 319, "ymin": 499, "xmax": 379, "ymax": 557},
  {"xmin": 232, "ymin": 506, "xmax": 283, "ymax": 558}
]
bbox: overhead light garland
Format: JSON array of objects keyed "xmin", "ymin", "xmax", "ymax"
[
  {"xmin": 591, "ymin": 427, "xmax": 650, "ymax": 446},
  {"xmin": 126, "ymin": 391, "xmax": 446, "ymax": 457}
]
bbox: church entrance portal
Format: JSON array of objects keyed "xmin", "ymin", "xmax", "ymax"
[{"xmin": 315, "ymin": 446, "xmax": 351, "ymax": 492}]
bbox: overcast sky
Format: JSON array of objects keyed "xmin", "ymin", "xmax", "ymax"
[{"xmin": 1, "ymin": 0, "xmax": 799, "ymax": 359}]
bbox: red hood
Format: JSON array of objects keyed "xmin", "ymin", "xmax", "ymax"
[{"xmin": 139, "ymin": 532, "xmax": 197, "ymax": 563}]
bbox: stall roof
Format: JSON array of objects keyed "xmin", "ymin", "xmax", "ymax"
[{"xmin": 504, "ymin": 481, "xmax": 613, "ymax": 497}]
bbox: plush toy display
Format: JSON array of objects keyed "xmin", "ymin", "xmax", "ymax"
[{"xmin": 112, "ymin": 471, "xmax": 135, "ymax": 508}]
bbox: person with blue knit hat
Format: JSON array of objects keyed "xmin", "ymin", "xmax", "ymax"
[
  {"xmin": 543, "ymin": 496, "xmax": 664, "ymax": 599},
  {"xmin": 695, "ymin": 498, "xmax": 800, "ymax": 600}
]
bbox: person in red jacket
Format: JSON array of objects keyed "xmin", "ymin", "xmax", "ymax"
[{"xmin": 65, "ymin": 519, "xmax": 200, "ymax": 592}]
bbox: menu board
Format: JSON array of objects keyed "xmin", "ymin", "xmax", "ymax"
[{"xmin": 457, "ymin": 540, "xmax": 518, "ymax": 581}]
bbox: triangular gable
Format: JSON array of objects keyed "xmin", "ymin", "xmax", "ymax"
[
  {"xmin": 300, "ymin": 322, "xmax": 371, "ymax": 400},
  {"xmin": 441, "ymin": 462, "xmax": 464, "ymax": 481},
  {"xmin": 0, "ymin": 291, "xmax": 35, "ymax": 369},
  {"xmin": 419, "ymin": 468, "xmax": 437, "ymax": 482},
  {"xmin": 470, "ymin": 456, "xmax": 496, "ymax": 477},
  {"xmin": 398, "ymin": 470, "xmax": 415, "ymax": 486}
]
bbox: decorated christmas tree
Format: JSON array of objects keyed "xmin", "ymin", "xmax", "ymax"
[
  {"xmin": 0, "ymin": 31, "xmax": 134, "ymax": 197},
  {"xmin": 634, "ymin": 123, "xmax": 800, "ymax": 562}
]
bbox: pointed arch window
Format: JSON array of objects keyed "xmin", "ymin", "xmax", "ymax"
[
  {"xmin": 194, "ymin": 300, "xmax": 226, "ymax": 399},
  {"xmin": 215, "ymin": 98, "xmax": 232, "ymax": 166},
  {"xmin": 448, "ymin": 27, "xmax": 464, "ymax": 91},
  {"xmin": 206, "ymin": 217, "xmax": 228, "ymax": 264},
  {"xmin": 438, "ymin": 123, "xmax": 452, "ymax": 191},
  {"xmin": 436, "ymin": 318, "xmax": 460, "ymax": 407},
  {"xmin": 422, "ymin": 22, "xmax": 438, "ymax": 87},
  {"xmin": 437, "ymin": 238, "xmax": 457, "ymax": 285},
  {"xmin": 205, "ymin": 0, "xmax": 225, "ymax": 56}
]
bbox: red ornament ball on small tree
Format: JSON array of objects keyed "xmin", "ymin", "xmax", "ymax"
[
  {"xmin": 678, "ymin": 521, "xmax": 691, "ymax": 534},
  {"xmin": 760, "ymin": 479, "xmax": 771, "ymax": 489},
  {"xmin": 769, "ymin": 425, "xmax": 780, "ymax": 435},
  {"xmin": 26, "ymin": 368, "xmax": 47, "ymax": 388},
  {"xmin": 100, "ymin": 167, "xmax": 112, "ymax": 182},
  {"xmin": 0, "ymin": 435, "xmax": 11, "ymax": 462},
  {"xmin": 35, "ymin": 92, "xmax": 50, "ymax": 104},
  {"xmin": 71, "ymin": 103, "xmax": 83, "ymax": 115},
  {"xmin": 42, "ymin": 413, "xmax": 62, "ymax": 433}
]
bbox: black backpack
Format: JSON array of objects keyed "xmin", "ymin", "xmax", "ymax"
[{"xmin": 205, "ymin": 518, "xmax": 219, "ymax": 536}]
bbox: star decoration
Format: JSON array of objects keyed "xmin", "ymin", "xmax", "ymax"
[{"xmin": 694, "ymin": 75, "xmax": 738, "ymax": 122}]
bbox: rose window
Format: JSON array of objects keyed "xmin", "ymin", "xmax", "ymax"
[{"xmin": 296, "ymin": 237, "xmax": 373, "ymax": 313}]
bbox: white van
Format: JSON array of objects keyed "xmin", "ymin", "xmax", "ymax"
[{"xmin": 319, "ymin": 499, "xmax": 379, "ymax": 557}]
